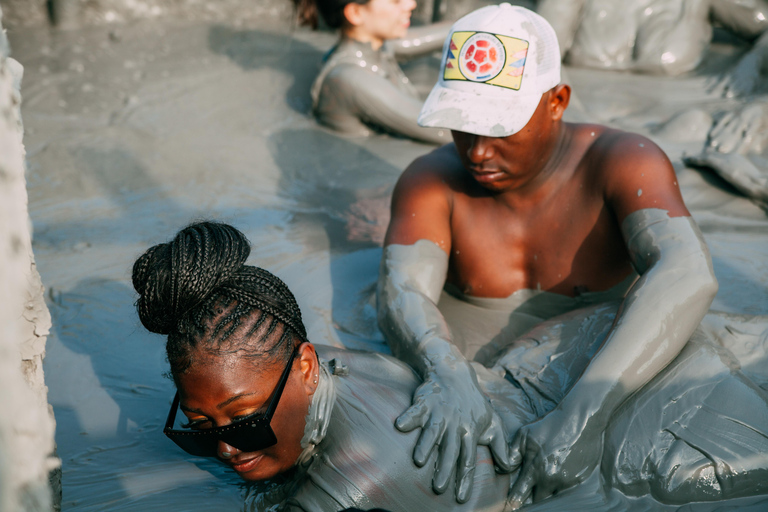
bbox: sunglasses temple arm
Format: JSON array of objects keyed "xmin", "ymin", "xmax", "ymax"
[
  {"xmin": 265, "ymin": 347, "xmax": 298, "ymax": 418},
  {"xmin": 165, "ymin": 392, "xmax": 181, "ymax": 430}
]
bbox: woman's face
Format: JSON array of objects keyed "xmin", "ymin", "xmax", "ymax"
[
  {"xmin": 347, "ymin": 0, "xmax": 417, "ymax": 45},
  {"xmin": 175, "ymin": 342, "xmax": 318, "ymax": 481}
]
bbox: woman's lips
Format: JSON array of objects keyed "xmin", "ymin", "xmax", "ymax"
[{"xmin": 230, "ymin": 453, "xmax": 263, "ymax": 473}]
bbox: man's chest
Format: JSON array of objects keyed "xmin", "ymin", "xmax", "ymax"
[{"xmin": 447, "ymin": 201, "xmax": 631, "ymax": 297}]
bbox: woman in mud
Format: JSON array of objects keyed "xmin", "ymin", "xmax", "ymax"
[
  {"xmin": 131, "ymin": 221, "xmax": 517, "ymax": 510},
  {"xmin": 132, "ymin": 221, "xmax": 768, "ymax": 510},
  {"xmin": 293, "ymin": 0, "xmax": 451, "ymax": 144}
]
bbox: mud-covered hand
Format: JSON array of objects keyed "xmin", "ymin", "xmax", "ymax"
[
  {"xmin": 507, "ymin": 408, "xmax": 603, "ymax": 509},
  {"xmin": 709, "ymin": 50, "xmax": 763, "ymax": 99},
  {"xmin": 707, "ymin": 104, "xmax": 764, "ymax": 155},
  {"xmin": 395, "ymin": 362, "xmax": 513, "ymax": 503},
  {"xmin": 685, "ymin": 149, "xmax": 768, "ymax": 204}
]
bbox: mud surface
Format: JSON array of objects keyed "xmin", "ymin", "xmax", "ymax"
[{"xmin": 10, "ymin": 13, "xmax": 768, "ymax": 512}]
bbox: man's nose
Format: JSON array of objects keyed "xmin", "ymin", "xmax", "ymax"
[{"xmin": 466, "ymin": 135, "xmax": 495, "ymax": 164}]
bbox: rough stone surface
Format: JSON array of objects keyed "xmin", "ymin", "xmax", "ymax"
[{"xmin": 0, "ymin": 6, "xmax": 58, "ymax": 512}]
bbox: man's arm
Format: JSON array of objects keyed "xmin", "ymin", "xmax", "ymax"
[
  {"xmin": 377, "ymin": 148, "xmax": 512, "ymax": 503},
  {"xmin": 508, "ymin": 133, "xmax": 718, "ymax": 507}
]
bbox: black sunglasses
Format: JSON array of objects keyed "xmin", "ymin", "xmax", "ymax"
[{"xmin": 163, "ymin": 346, "xmax": 299, "ymax": 457}]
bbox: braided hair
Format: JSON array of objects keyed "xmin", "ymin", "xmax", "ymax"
[{"xmin": 132, "ymin": 222, "xmax": 308, "ymax": 377}]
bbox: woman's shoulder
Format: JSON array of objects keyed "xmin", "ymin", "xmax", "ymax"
[
  {"xmin": 316, "ymin": 345, "xmax": 419, "ymax": 393},
  {"xmin": 281, "ymin": 347, "xmax": 512, "ymax": 511},
  {"xmin": 321, "ymin": 39, "xmax": 378, "ymax": 70}
]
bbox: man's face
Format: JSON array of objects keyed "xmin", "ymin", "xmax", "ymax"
[{"xmin": 451, "ymin": 91, "xmax": 561, "ymax": 192}]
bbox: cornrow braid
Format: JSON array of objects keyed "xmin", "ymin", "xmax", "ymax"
[{"xmin": 132, "ymin": 222, "xmax": 308, "ymax": 376}]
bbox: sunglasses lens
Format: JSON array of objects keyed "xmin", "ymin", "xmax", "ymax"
[
  {"xmin": 220, "ymin": 420, "xmax": 278, "ymax": 453},
  {"xmin": 168, "ymin": 433, "xmax": 218, "ymax": 457},
  {"xmin": 166, "ymin": 417, "xmax": 278, "ymax": 457}
]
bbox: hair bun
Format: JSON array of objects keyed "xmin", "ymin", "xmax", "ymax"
[{"xmin": 132, "ymin": 222, "xmax": 251, "ymax": 335}]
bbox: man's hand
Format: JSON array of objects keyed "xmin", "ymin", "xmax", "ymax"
[
  {"xmin": 395, "ymin": 363, "xmax": 513, "ymax": 503},
  {"xmin": 507, "ymin": 408, "xmax": 602, "ymax": 509}
]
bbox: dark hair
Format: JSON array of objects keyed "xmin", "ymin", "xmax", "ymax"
[
  {"xmin": 292, "ymin": 0, "xmax": 370, "ymax": 29},
  {"xmin": 132, "ymin": 221, "xmax": 308, "ymax": 377}
]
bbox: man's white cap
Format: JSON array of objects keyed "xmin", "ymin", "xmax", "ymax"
[{"xmin": 418, "ymin": 3, "xmax": 561, "ymax": 137}]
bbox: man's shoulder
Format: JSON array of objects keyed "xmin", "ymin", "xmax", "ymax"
[
  {"xmin": 397, "ymin": 143, "xmax": 466, "ymax": 191},
  {"xmin": 576, "ymin": 124, "xmax": 672, "ymax": 177},
  {"xmin": 572, "ymin": 124, "xmax": 685, "ymax": 220}
]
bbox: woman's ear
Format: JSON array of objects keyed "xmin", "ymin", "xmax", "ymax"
[
  {"xmin": 343, "ymin": 2, "xmax": 364, "ymax": 27},
  {"xmin": 298, "ymin": 342, "xmax": 319, "ymax": 395}
]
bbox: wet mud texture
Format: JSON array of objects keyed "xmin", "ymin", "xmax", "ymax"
[
  {"xmin": 11, "ymin": 11, "xmax": 768, "ymax": 512},
  {"xmin": 0, "ymin": 0, "xmax": 294, "ymax": 29}
]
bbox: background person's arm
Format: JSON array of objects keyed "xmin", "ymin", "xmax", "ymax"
[
  {"xmin": 712, "ymin": 30, "xmax": 768, "ymax": 99},
  {"xmin": 507, "ymin": 134, "xmax": 718, "ymax": 508},
  {"xmin": 389, "ymin": 22, "xmax": 452, "ymax": 59},
  {"xmin": 377, "ymin": 149, "xmax": 512, "ymax": 503},
  {"xmin": 323, "ymin": 66, "xmax": 450, "ymax": 144}
]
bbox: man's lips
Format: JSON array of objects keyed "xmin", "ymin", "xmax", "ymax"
[
  {"xmin": 469, "ymin": 168, "xmax": 504, "ymax": 183},
  {"xmin": 229, "ymin": 453, "xmax": 264, "ymax": 473}
]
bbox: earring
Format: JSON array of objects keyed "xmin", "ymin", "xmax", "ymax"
[{"xmin": 221, "ymin": 451, "xmax": 233, "ymax": 459}]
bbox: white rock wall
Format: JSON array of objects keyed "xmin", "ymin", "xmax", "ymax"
[{"xmin": 0, "ymin": 7, "xmax": 59, "ymax": 512}]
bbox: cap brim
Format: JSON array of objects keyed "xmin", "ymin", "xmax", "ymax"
[{"xmin": 418, "ymin": 82, "xmax": 541, "ymax": 138}]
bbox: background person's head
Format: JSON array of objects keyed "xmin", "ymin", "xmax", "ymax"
[
  {"xmin": 132, "ymin": 221, "xmax": 319, "ymax": 481},
  {"xmin": 294, "ymin": 0, "xmax": 416, "ymax": 49}
]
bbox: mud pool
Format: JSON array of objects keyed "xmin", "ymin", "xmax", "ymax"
[{"xmin": 10, "ymin": 12, "xmax": 768, "ymax": 512}]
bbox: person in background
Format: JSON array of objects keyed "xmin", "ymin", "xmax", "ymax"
[
  {"xmin": 538, "ymin": 0, "xmax": 768, "ymax": 76},
  {"xmin": 293, "ymin": 0, "xmax": 452, "ymax": 143}
]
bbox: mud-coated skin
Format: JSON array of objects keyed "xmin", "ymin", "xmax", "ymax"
[
  {"xmin": 311, "ymin": 27, "xmax": 451, "ymax": 144},
  {"xmin": 713, "ymin": 30, "xmax": 768, "ymax": 100},
  {"xmin": 685, "ymin": 150, "xmax": 768, "ymax": 207},
  {"xmin": 485, "ymin": 301, "xmax": 768, "ymax": 505},
  {"xmin": 376, "ymin": 240, "xmax": 513, "ymax": 504},
  {"xmin": 244, "ymin": 346, "xmax": 516, "ymax": 512},
  {"xmin": 378, "ymin": 209, "xmax": 723, "ymax": 507},
  {"xmin": 506, "ymin": 208, "xmax": 718, "ymax": 507},
  {"xmin": 538, "ymin": 0, "xmax": 768, "ymax": 76},
  {"xmin": 245, "ymin": 303, "xmax": 768, "ymax": 509}
]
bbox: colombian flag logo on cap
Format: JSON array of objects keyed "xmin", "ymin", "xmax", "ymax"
[{"xmin": 444, "ymin": 31, "xmax": 529, "ymax": 90}]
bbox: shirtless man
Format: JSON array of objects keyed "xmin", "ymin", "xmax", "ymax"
[{"xmin": 377, "ymin": 4, "xmax": 718, "ymax": 507}]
